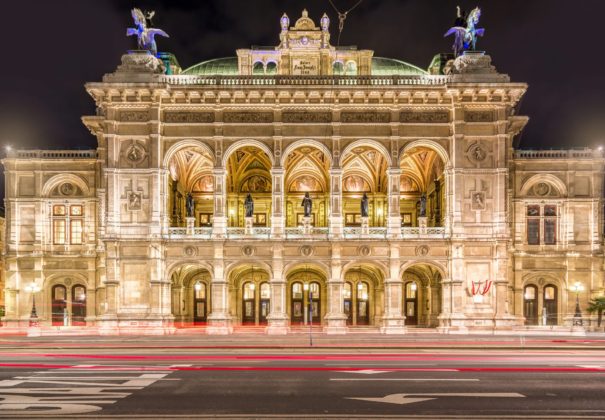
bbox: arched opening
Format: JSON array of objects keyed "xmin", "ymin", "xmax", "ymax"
[
  {"xmin": 400, "ymin": 146, "xmax": 446, "ymax": 227},
  {"xmin": 401, "ymin": 264, "xmax": 443, "ymax": 327},
  {"xmin": 51, "ymin": 285, "xmax": 67, "ymax": 326},
  {"xmin": 71, "ymin": 285, "xmax": 87, "ymax": 326},
  {"xmin": 523, "ymin": 284, "xmax": 538, "ymax": 325},
  {"xmin": 228, "ymin": 265, "xmax": 271, "ymax": 326},
  {"xmin": 226, "ymin": 146, "xmax": 273, "ymax": 228},
  {"xmin": 252, "ymin": 61, "xmax": 265, "ymax": 75},
  {"xmin": 283, "ymin": 145, "xmax": 330, "ymax": 228},
  {"xmin": 345, "ymin": 60, "xmax": 357, "ymax": 75},
  {"xmin": 341, "ymin": 145, "xmax": 389, "ymax": 227},
  {"xmin": 342, "ymin": 265, "xmax": 384, "ymax": 327},
  {"xmin": 169, "ymin": 264, "xmax": 212, "ymax": 327},
  {"xmin": 286, "ymin": 267, "xmax": 326, "ymax": 326},
  {"xmin": 166, "ymin": 144, "xmax": 215, "ymax": 228},
  {"xmin": 543, "ymin": 284, "xmax": 558, "ymax": 325},
  {"xmin": 266, "ymin": 61, "xmax": 277, "ymax": 75},
  {"xmin": 333, "ymin": 61, "xmax": 344, "ymax": 75}
]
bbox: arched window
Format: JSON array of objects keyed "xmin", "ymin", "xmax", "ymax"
[
  {"xmin": 404, "ymin": 281, "xmax": 418, "ymax": 325},
  {"xmin": 333, "ymin": 61, "xmax": 344, "ymax": 75},
  {"xmin": 309, "ymin": 282, "xmax": 321, "ymax": 322},
  {"xmin": 523, "ymin": 285, "xmax": 538, "ymax": 325},
  {"xmin": 343, "ymin": 282, "xmax": 352, "ymax": 324},
  {"xmin": 259, "ymin": 282, "xmax": 271, "ymax": 324},
  {"xmin": 242, "ymin": 282, "xmax": 256, "ymax": 324},
  {"xmin": 252, "ymin": 61, "xmax": 265, "ymax": 75},
  {"xmin": 193, "ymin": 281, "xmax": 207, "ymax": 324},
  {"xmin": 265, "ymin": 62, "xmax": 277, "ymax": 75},
  {"xmin": 291, "ymin": 282, "xmax": 304, "ymax": 323},
  {"xmin": 356, "ymin": 281, "xmax": 369, "ymax": 325}
]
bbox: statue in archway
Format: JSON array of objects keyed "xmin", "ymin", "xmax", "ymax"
[
  {"xmin": 361, "ymin": 193, "xmax": 369, "ymax": 217},
  {"xmin": 244, "ymin": 193, "xmax": 254, "ymax": 218},
  {"xmin": 301, "ymin": 192, "xmax": 313, "ymax": 217},
  {"xmin": 186, "ymin": 192, "xmax": 195, "ymax": 217},
  {"xmin": 419, "ymin": 194, "xmax": 427, "ymax": 217}
]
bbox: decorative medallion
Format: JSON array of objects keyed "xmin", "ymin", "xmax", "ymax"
[
  {"xmin": 64, "ymin": 278, "xmax": 73, "ymax": 287},
  {"xmin": 125, "ymin": 141, "xmax": 147, "ymax": 165},
  {"xmin": 300, "ymin": 245, "xmax": 314, "ymax": 257},
  {"xmin": 358, "ymin": 246, "xmax": 371, "ymax": 257},
  {"xmin": 534, "ymin": 182, "xmax": 550, "ymax": 197},
  {"xmin": 471, "ymin": 192, "xmax": 486, "ymax": 210},
  {"xmin": 415, "ymin": 245, "xmax": 430, "ymax": 257},
  {"xmin": 127, "ymin": 191, "xmax": 142, "ymax": 211},
  {"xmin": 183, "ymin": 246, "xmax": 197, "ymax": 257},
  {"xmin": 468, "ymin": 143, "xmax": 487, "ymax": 162},
  {"xmin": 242, "ymin": 245, "xmax": 256, "ymax": 257},
  {"xmin": 59, "ymin": 182, "xmax": 76, "ymax": 196}
]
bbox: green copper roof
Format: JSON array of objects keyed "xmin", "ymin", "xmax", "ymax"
[
  {"xmin": 182, "ymin": 56, "xmax": 427, "ymax": 76},
  {"xmin": 183, "ymin": 57, "xmax": 239, "ymax": 76},
  {"xmin": 371, "ymin": 57, "xmax": 427, "ymax": 76}
]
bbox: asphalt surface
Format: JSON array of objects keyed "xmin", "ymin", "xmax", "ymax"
[{"xmin": 0, "ymin": 334, "xmax": 603, "ymax": 418}]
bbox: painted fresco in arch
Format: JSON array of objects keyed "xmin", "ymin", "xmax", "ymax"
[
  {"xmin": 289, "ymin": 175, "xmax": 323, "ymax": 193},
  {"xmin": 400, "ymin": 176, "xmax": 420, "ymax": 193},
  {"xmin": 192, "ymin": 175, "xmax": 214, "ymax": 193},
  {"xmin": 343, "ymin": 175, "xmax": 371, "ymax": 192},
  {"xmin": 240, "ymin": 175, "xmax": 271, "ymax": 193}
]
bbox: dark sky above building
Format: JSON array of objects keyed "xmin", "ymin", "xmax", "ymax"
[{"xmin": 1, "ymin": 0, "xmax": 604, "ymax": 153}]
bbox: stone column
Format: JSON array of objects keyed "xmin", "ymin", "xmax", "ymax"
[
  {"xmin": 267, "ymin": 244, "xmax": 288, "ymax": 334},
  {"xmin": 98, "ymin": 280, "xmax": 119, "ymax": 335},
  {"xmin": 329, "ymin": 169, "xmax": 343, "ymax": 239},
  {"xmin": 381, "ymin": 244, "xmax": 405, "ymax": 333},
  {"xmin": 271, "ymin": 168, "xmax": 285, "ymax": 238},
  {"xmin": 386, "ymin": 168, "xmax": 401, "ymax": 239},
  {"xmin": 324, "ymin": 245, "xmax": 347, "ymax": 334},
  {"xmin": 207, "ymin": 247, "xmax": 232, "ymax": 334},
  {"xmin": 212, "ymin": 168, "xmax": 227, "ymax": 238}
]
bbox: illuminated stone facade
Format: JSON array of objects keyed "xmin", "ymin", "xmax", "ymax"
[{"xmin": 2, "ymin": 11, "xmax": 604, "ymax": 334}]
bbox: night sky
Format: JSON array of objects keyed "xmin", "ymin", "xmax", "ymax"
[{"xmin": 1, "ymin": 0, "xmax": 604, "ymax": 153}]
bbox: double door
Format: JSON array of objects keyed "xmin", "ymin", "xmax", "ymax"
[{"xmin": 242, "ymin": 282, "xmax": 270, "ymax": 325}]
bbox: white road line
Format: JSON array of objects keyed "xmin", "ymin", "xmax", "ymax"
[{"xmin": 331, "ymin": 378, "xmax": 479, "ymax": 381}]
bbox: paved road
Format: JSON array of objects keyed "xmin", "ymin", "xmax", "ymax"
[{"xmin": 0, "ymin": 344, "xmax": 603, "ymax": 418}]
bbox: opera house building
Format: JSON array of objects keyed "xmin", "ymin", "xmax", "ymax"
[{"xmin": 2, "ymin": 10, "xmax": 603, "ymax": 335}]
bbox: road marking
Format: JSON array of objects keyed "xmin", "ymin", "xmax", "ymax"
[
  {"xmin": 348, "ymin": 392, "xmax": 525, "ymax": 405},
  {"xmin": 333, "ymin": 378, "xmax": 479, "ymax": 381},
  {"xmin": 339, "ymin": 369, "xmax": 390, "ymax": 374},
  {"xmin": 0, "ymin": 366, "xmax": 176, "ymax": 415}
]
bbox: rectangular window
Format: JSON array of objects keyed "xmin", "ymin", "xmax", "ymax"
[
  {"xmin": 70, "ymin": 205, "xmax": 83, "ymax": 216},
  {"xmin": 53, "ymin": 205, "xmax": 66, "ymax": 216},
  {"xmin": 70, "ymin": 219, "xmax": 83, "ymax": 244},
  {"xmin": 527, "ymin": 219, "xmax": 540, "ymax": 245},
  {"xmin": 53, "ymin": 220, "xmax": 66, "ymax": 244},
  {"xmin": 544, "ymin": 218, "xmax": 556, "ymax": 244}
]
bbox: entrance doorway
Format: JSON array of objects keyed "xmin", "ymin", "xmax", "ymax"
[
  {"xmin": 543, "ymin": 285, "xmax": 558, "ymax": 325},
  {"xmin": 404, "ymin": 281, "xmax": 419, "ymax": 325},
  {"xmin": 242, "ymin": 282, "xmax": 256, "ymax": 324},
  {"xmin": 259, "ymin": 282, "xmax": 270, "ymax": 324},
  {"xmin": 523, "ymin": 285, "xmax": 538, "ymax": 325},
  {"xmin": 51, "ymin": 285, "xmax": 67, "ymax": 326},
  {"xmin": 71, "ymin": 285, "xmax": 86, "ymax": 326},
  {"xmin": 193, "ymin": 281, "xmax": 207, "ymax": 324}
]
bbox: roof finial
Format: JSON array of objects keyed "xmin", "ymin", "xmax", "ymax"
[{"xmin": 302, "ymin": 9, "xmax": 308, "ymax": 18}]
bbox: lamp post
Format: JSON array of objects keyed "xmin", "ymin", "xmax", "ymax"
[
  {"xmin": 571, "ymin": 282, "xmax": 584, "ymax": 327},
  {"xmin": 24, "ymin": 282, "xmax": 41, "ymax": 327}
]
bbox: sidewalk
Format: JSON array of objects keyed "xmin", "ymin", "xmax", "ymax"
[{"xmin": 0, "ymin": 330, "xmax": 604, "ymax": 350}]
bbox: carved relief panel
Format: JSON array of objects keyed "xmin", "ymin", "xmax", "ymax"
[{"xmin": 120, "ymin": 139, "xmax": 149, "ymax": 168}]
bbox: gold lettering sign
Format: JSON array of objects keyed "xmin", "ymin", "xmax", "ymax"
[
  {"xmin": 465, "ymin": 111, "xmax": 494, "ymax": 122},
  {"xmin": 292, "ymin": 58, "xmax": 318, "ymax": 75},
  {"xmin": 164, "ymin": 112, "xmax": 215, "ymax": 123}
]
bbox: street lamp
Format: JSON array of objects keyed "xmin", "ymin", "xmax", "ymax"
[
  {"xmin": 571, "ymin": 282, "xmax": 584, "ymax": 326},
  {"xmin": 24, "ymin": 282, "xmax": 41, "ymax": 327}
]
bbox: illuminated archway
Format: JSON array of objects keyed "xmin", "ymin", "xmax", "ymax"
[{"xmin": 400, "ymin": 263, "xmax": 444, "ymax": 327}]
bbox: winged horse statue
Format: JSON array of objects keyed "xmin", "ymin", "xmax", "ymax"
[
  {"xmin": 444, "ymin": 6, "xmax": 485, "ymax": 57},
  {"xmin": 127, "ymin": 8, "xmax": 169, "ymax": 56}
]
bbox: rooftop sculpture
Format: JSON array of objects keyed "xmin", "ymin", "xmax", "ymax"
[
  {"xmin": 127, "ymin": 8, "xmax": 169, "ymax": 56},
  {"xmin": 444, "ymin": 6, "xmax": 485, "ymax": 57}
]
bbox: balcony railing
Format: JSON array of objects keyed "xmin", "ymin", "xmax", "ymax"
[
  {"xmin": 401, "ymin": 226, "xmax": 446, "ymax": 238},
  {"xmin": 160, "ymin": 74, "xmax": 451, "ymax": 87},
  {"xmin": 166, "ymin": 226, "xmax": 448, "ymax": 240},
  {"xmin": 343, "ymin": 227, "xmax": 387, "ymax": 239}
]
